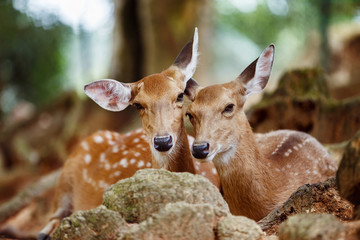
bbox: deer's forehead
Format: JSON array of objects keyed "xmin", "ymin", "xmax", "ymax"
[
  {"xmin": 194, "ymin": 85, "xmax": 234, "ymax": 107},
  {"xmin": 137, "ymin": 74, "xmax": 182, "ymax": 100}
]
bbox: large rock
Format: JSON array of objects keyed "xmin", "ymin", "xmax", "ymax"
[
  {"xmin": 336, "ymin": 130, "xmax": 360, "ymax": 219},
  {"xmin": 52, "ymin": 205, "xmax": 128, "ymax": 240},
  {"xmin": 123, "ymin": 202, "xmax": 228, "ymax": 240},
  {"xmin": 258, "ymin": 177, "xmax": 353, "ymax": 235},
  {"xmin": 102, "ymin": 169, "xmax": 229, "ymax": 223},
  {"xmin": 216, "ymin": 215, "xmax": 263, "ymax": 240},
  {"xmin": 278, "ymin": 213, "xmax": 346, "ymax": 240}
]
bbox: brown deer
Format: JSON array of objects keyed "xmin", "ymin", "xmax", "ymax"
[
  {"xmin": 185, "ymin": 44, "xmax": 337, "ymax": 221},
  {"xmin": 38, "ymin": 28, "xmax": 219, "ymax": 240}
]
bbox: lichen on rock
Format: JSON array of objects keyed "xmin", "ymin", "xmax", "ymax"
[
  {"xmin": 102, "ymin": 168, "xmax": 230, "ymax": 223},
  {"xmin": 217, "ymin": 215, "xmax": 263, "ymax": 240},
  {"xmin": 51, "ymin": 205, "xmax": 128, "ymax": 240},
  {"xmin": 278, "ymin": 213, "xmax": 346, "ymax": 240},
  {"xmin": 123, "ymin": 202, "xmax": 228, "ymax": 240}
]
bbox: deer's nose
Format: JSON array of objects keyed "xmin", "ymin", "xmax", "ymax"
[
  {"xmin": 154, "ymin": 135, "xmax": 173, "ymax": 152},
  {"xmin": 192, "ymin": 142, "xmax": 210, "ymax": 159}
]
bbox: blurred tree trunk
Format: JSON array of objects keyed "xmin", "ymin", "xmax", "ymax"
[{"xmin": 109, "ymin": 0, "xmax": 212, "ymax": 83}]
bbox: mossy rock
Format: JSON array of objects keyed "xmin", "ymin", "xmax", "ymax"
[
  {"xmin": 265, "ymin": 68, "xmax": 329, "ymax": 99},
  {"xmin": 278, "ymin": 213, "xmax": 346, "ymax": 240},
  {"xmin": 102, "ymin": 169, "xmax": 229, "ymax": 223},
  {"xmin": 336, "ymin": 130, "xmax": 360, "ymax": 207},
  {"xmin": 217, "ymin": 215, "xmax": 263, "ymax": 240},
  {"xmin": 52, "ymin": 205, "xmax": 127, "ymax": 240},
  {"xmin": 123, "ymin": 202, "xmax": 228, "ymax": 240}
]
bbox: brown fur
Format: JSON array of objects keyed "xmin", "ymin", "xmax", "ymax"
[
  {"xmin": 40, "ymin": 65, "xmax": 220, "ymax": 237},
  {"xmin": 188, "ymin": 82, "xmax": 337, "ymax": 221}
]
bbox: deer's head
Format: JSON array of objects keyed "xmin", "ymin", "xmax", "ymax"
[
  {"xmin": 84, "ymin": 28, "xmax": 199, "ymax": 158},
  {"xmin": 185, "ymin": 44, "xmax": 275, "ymax": 163}
]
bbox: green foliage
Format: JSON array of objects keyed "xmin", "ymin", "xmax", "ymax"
[
  {"xmin": 216, "ymin": 0, "xmax": 360, "ymax": 49},
  {"xmin": 0, "ymin": 0, "xmax": 71, "ymax": 108}
]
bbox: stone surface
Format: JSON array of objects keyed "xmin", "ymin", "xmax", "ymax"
[
  {"xmin": 51, "ymin": 205, "xmax": 128, "ymax": 240},
  {"xmin": 217, "ymin": 215, "xmax": 263, "ymax": 240},
  {"xmin": 102, "ymin": 169, "xmax": 229, "ymax": 223},
  {"xmin": 278, "ymin": 213, "xmax": 346, "ymax": 240},
  {"xmin": 336, "ymin": 130, "xmax": 360, "ymax": 216},
  {"xmin": 258, "ymin": 177, "xmax": 353, "ymax": 235},
  {"xmin": 123, "ymin": 202, "xmax": 228, "ymax": 240}
]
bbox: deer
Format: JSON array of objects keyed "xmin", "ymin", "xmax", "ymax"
[
  {"xmin": 185, "ymin": 44, "xmax": 338, "ymax": 221},
  {"xmin": 37, "ymin": 28, "xmax": 219, "ymax": 240}
]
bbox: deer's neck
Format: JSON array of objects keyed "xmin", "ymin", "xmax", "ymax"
[
  {"xmin": 214, "ymin": 114, "xmax": 277, "ymax": 221},
  {"xmin": 151, "ymin": 122, "xmax": 196, "ymax": 174}
]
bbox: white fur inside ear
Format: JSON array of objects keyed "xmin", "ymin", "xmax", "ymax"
[
  {"xmin": 182, "ymin": 27, "xmax": 199, "ymax": 83},
  {"xmin": 244, "ymin": 46, "xmax": 274, "ymax": 96},
  {"xmin": 84, "ymin": 79, "xmax": 132, "ymax": 112}
]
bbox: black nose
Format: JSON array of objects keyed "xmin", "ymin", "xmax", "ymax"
[
  {"xmin": 192, "ymin": 142, "xmax": 210, "ymax": 159},
  {"xmin": 154, "ymin": 135, "xmax": 173, "ymax": 152}
]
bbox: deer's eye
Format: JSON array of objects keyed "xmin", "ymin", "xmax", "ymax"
[
  {"xmin": 176, "ymin": 93, "xmax": 184, "ymax": 102},
  {"xmin": 222, "ymin": 104, "xmax": 234, "ymax": 114},
  {"xmin": 186, "ymin": 112, "xmax": 194, "ymax": 121},
  {"xmin": 133, "ymin": 103, "xmax": 144, "ymax": 110}
]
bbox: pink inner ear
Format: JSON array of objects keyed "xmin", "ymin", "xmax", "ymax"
[{"xmin": 84, "ymin": 79, "xmax": 131, "ymax": 112}]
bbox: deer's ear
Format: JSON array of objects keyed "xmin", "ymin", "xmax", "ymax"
[
  {"xmin": 84, "ymin": 79, "xmax": 132, "ymax": 112},
  {"xmin": 236, "ymin": 44, "xmax": 275, "ymax": 96},
  {"xmin": 184, "ymin": 78, "xmax": 200, "ymax": 101},
  {"xmin": 172, "ymin": 27, "xmax": 199, "ymax": 84}
]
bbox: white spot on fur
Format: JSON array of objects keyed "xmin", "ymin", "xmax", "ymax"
[
  {"xmin": 201, "ymin": 172, "xmax": 206, "ymax": 176},
  {"xmin": 123, "ymin": 150, "xmax": 129, "ymax": 155},
  {"xmin": 135, "ymin": 129, "xmax": 143, "ymax": 134},
  {"xmin": 81, "ymin": 141, "xmax": 89, "ymax": 151},
  {"xmin": 108, "ymin": 140, "xmax": 116, "ymax": 145},
  {"xmin": 293, "ymin": 146, "xmax": 299, "ymax": 151},
  {"xmin": 100, "ymin": 153, "xmax": 106, "ymax": 162},
  {"xmin": 146, "ymin": 162, "xmax": 151, "ymax": 167},
  {"xmin": 105, "ymin": 163, "xmax": 111, "ymax": 170},
  {"xmin": 84, "ymin": 154, "xmax": 92, "ymax": 164},
  {"xmin": 133, "ymin": 138, "xmax": 140, "ymax": 143},
  {"xmin": 112, "ymin": 146, "xmax": 119, "ymax": 153},
  {"xmin": 212, "ymin": 168, "xmax": 217, "ymax": 174},
  {"xmin": 99, "ymin": 180, "xmax": 109, "ymax": 190},
  {"xmin": 130, "ymin": 159, "xmax": 136, "ymax": 164},
  {"xmin": 105, "ymin": 131, "xmax": 112, "ymax": 140},
  {"xmin": 286, "ymin": 164, "xmax": 291, "ymax": 169},
  {"xmin": 134, "ymin": 152, "xmax": 141, "ymax": 157},
  {"xmin": 141, "ymin": 147, "xmax": 147, "ymax": 151},
  {"xmin": 306, "ymin": 170, "xmax": 311, "ymax": 174},
  {"xmin": 275, "ymin": 168, "xmax": 280, "ymax": 172},
  {"xmin": 94, "ymin": 135, "xmax": 104, "ymax": 143},
  {"xmin": 119, "ymin": 158, "xmax": 128, "ymax": 168},
  {"xmin": 272, "ymin": 134, "xmax": 290, "ymax": 155},
  {"xmin": 137, "ymin": 160, "xmax": 145, "ymax": 168},
  {"xmin": 114, "ymin": 171, "xmax": 121, "ymax": 177},
  {"xmin": 267, "ymin": 162, "xmax": 271, "ymax": 167}
]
